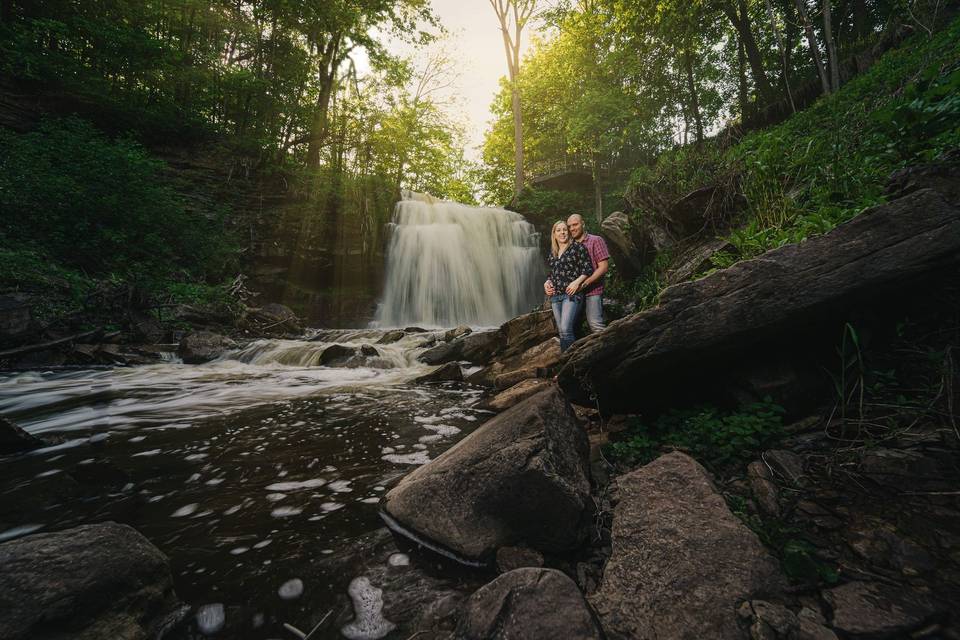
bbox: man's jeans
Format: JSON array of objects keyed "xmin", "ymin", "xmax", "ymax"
[
  {"xmin": 585, "ymin": 294, "xmax": 605, "ymax": 333},
  {"xmin": 551, "ymin": 293, "xmax": 584, "ymax": 352}
]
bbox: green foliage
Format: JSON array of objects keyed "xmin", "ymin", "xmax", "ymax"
[
  {"xmin": 727, "ymin": 500, "xmax": 840, "ymax": 584},
  {"xmin": 0, "ymin": 117, "xmax": 237, "ymax": 293},
  {"xmin": 606, "ymin": 398, "xmax": 786, "ymax": 469}
]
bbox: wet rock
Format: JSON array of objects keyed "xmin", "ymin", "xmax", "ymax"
[
  {"xmin": 178, "ymin": 331, "xmax": 238, "ymax": 364},
  {"xmin": 319, "ymin": 344, "xmax": 359, "ymax": 366},
  {"xmin": 559, "ymin": 189, "xmax": 960, "ymax": 413},
  {"xmin": 823, "ymin": 581, "xmax": 937, "ymax": 637},
  {"xmin": 764, "ymin": 449, "xmax": 806, "ymax": 487},
  {"xmin": 0, "ymin": 416, "xmax": 45, "ymax": 455},
  {"xmin": 418, "ymin": 340, "xmax": 463, "ymax": 366},
  {"xmin": 361, "ymin": 344, "xmax": 379, "ymax": 357},
  {"xmin": 0, "ymin": 521, "xmax": 184, "ymax": 640},
  {"xmin": 590, "ymin": 452, "xmax": 786, "ymax": 640},
  {"xmin": 467, "ymin": 338, "xmax": 560, "ymax": 389},
  {"xmin": 377, "ymin": 330, "xmax": 406, "ymax": 344},
  {"xmin": 748, "ymin": 460, "xmax": 781, "ymax": 517},
  {"xmin": 243, "ymin": 302, "xmax": 302, "ymax": 335},
  {"xmin": 455, "ymin": 568, "xmax": 603, "ymax": 640},
  {"xmin": 459, "ymin": 330, "xmax": 503, "ymax": 365},
  {"xmin": 495, "ymin": 546, "xmax": 544, "ymax": 573},
  {"xmin": 383, "ymin": 386, "xmax": 591, "ymax": 563},
  {"xmin": 476, "ymin": 378, "xmax": 555, "ymax": 412},
  {"xmin": 414, "ymin": 362, "xmax": 463, "ymax": 385},
  {"xmin": 498, "ymin": 310, "xmax": 557, "ymax": 359},
  {"xmin": 443, "ymin": 325, "xmax": 472, "ymax": 342}
]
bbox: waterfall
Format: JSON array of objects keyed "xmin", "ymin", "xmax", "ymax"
[{"xmin": 375, "ymin": 192, "xmax": 544, "ymax": 328}]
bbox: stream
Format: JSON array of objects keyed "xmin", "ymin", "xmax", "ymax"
[{"xmin": 0, "ymin": 329, "xmax": 493, "ymax": 638}]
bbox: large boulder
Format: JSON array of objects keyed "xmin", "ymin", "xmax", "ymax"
[
  {"xmin": 559, "ymin": 189, "xmax": 960, "ymax": 413},
  {"xmin": 601, "ymin": 211, "xmax": 655, "ymax": 278},
  {"xmin": 178, "ymin": 330, "xmax": 237, "ymax": 364},
  {"xmin": 664, "ymin": 236, "xmax": 736, "ymax": 285},
  {"xmin": 413, "ymin": 362, "xmax": 463, "ymax": 384},
  {"xmin": 498, "ymin": 310, "xmax": 556, "ymax": 359},
  {"xmin": 0, "ymin": 522, "xmax": 185, "ymax": 640},
  {"xmin": 589, "ymin": 452, "xmax": 785, "ymax": 640},
  {"xmin": 382, "ymin": 386, "xmax": 591, "ymax": 564},
  {"xmin": 455, "ymin": 568, "xmax": 603, "ymax": 640}
]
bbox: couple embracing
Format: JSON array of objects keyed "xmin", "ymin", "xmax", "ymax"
[{"xmin": 544, "ymin": 214, "xmax": 610, "ymax": 352}]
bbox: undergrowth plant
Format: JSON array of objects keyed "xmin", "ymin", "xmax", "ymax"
[{"xmin": 606, "ymin": 398, "xmax": 786, "ymax": 470}]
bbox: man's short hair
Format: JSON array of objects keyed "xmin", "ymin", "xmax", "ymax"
[{"xmin": 567, "ymin": 213, "xmax": 584, "ymax": 225}]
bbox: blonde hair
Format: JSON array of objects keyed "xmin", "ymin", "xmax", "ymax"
[{"xmin": 551, "ymin": 220, "xmax": 569, "ymax": 257}]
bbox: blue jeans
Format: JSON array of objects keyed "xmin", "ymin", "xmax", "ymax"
[
  {"xmin": 585, "ymin": 294, "xmax": 605, "ymax": 333},
  {"xmin": 551, "ymin": 294, "xmax": 584, "ymax": 352}
]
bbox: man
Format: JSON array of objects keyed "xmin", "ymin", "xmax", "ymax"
[{"xmin": 544, "ymin": 213, "xmax": 610, "ymax": 332}]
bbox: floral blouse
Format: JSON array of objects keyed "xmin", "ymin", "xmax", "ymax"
[{"xmin": 547, "ymin": 242, "xmax": 593, "ymax": 293}]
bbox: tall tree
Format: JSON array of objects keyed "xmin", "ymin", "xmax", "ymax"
[
  {"xmin": 795, "ymin": 0, "xmax": 831, "ymax": 94},
  {"xmin": 489, "ymin": 0, "xmax": 537, "ymax": 197}
]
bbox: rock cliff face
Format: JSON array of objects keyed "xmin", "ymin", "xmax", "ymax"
[{"xmin": 558, "ymin": 187, "xmax": 960, "ymax": 414}]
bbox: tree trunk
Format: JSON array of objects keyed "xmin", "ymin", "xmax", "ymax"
[
  {"xmin": 795, "ymin": 0, "xmax": 831, "ymax": 94},
  {"xmin": 306, "ymin": 36, "xmax": 341, "ymax": 167},
  {"xmin": 853, "ymin": 0, "xmax": 868, "ymax": 40},
  {"xmin": 591, "ymin": 154, "xmax": 603, "ymax": 226},
  {"xmin": 511, "ymin": 83, "xmax": 524, "ymax": 195},
  {"xmin": 683, "ymin": 47, "xmax": 704, "ymax": 144},
  {"xmin": 737, "ymin": 35, "xmax": 750, "ymax": 123},
  {"xmin": 764, "ymin": 0, "xmax": 796, "ymax": 112},
  {"xmin": 723, "ymin": 0, "xmax": 774, "ymax": 99},
  {"xmin": 822, "ymin": 0, "xmax": 841, "ymax": 91}
]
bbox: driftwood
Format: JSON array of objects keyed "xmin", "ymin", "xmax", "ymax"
[{"xmin": 0, "ymin": 328, "xmax": 105, "ymax": 359}]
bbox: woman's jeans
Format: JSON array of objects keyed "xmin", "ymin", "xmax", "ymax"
[{"xmin": 551, "ymin": 293, "xmax": 584, "ymax": 352}]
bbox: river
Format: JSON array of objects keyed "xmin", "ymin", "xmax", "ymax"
[{"xmin": 0, "ymin": 330, "xmax": 492, "ymax": 638}]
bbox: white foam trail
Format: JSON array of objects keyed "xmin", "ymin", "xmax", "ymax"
[{"xmin": 376, "ymin": 191, "xmax": 543, "ymax": 327}]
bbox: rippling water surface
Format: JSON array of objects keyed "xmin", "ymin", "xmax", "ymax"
[{"xmin": 0, "ymin": 329, "xmax": 490, "ymax": 638}]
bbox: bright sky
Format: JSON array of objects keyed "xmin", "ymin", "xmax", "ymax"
[{"xmin": 380, "ymin": 0, "xmax": 546, "ymax": 162}]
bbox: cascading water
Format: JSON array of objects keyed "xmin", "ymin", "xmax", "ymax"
[{"xmin": 375, "ymin": 191, "xmax": 544, "ymax": 327}]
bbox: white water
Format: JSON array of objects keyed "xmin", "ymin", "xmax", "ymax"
[{"xmin": 375, "ymin": 191, "xmax": 543, "ymax": 328}]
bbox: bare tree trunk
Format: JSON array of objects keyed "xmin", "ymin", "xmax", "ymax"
[
  {"xmin": 490, "ymin": 0, "xmax": 535, "ymax": 197},
  {"xmin": 822, "ymin": 0, "xmax": 841, "ymax": 91},
  {"xmin": 853, "ymin": 0, "xmax": 868, "ymax": 40},
  {"xmin": 764, "ymin": 0, "xmax": 796, "ymax": 112},
  {"xmin": 591, "ymin": 154, "xmax": 603, "ymax": 225},
  {"xmin": 737, "ymin": 35, "xmax": 750, "ymax": 123},
  {"xmin": 683, "ymin": 47, "xmax": 704, "ymax": 143},
  {"xmin": 795, "ymin": 0, "xmax": 831, "ymax": 94}
]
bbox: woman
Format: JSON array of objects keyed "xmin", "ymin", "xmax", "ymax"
[{"xmin": 545, "ymin": 220, "xmax": 592, "ymax": 352}]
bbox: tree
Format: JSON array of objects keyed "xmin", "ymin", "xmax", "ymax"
[{"xmin": 489, "ymin": 0, "xmax": 537, "ymax": 197}]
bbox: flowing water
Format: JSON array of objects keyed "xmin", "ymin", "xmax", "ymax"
[
  {"xmin": 376, "ymin": 192, "xmax": 544, "ymax": 328},
  {"xmin": 0, "ymin": 330, "xmax": 492, "ymax": 638}
]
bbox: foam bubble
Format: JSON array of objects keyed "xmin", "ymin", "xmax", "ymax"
[
  {"xmin": 340, "ymin": 576, "xmax": 396, "ymax": 640},
  {"xmin": 278, "ymin": 578, "xmax": 303, "ymax": 600},
  {"xmin": 196, "ymin": 603, "xmax": 225, "ymax": 635}
]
